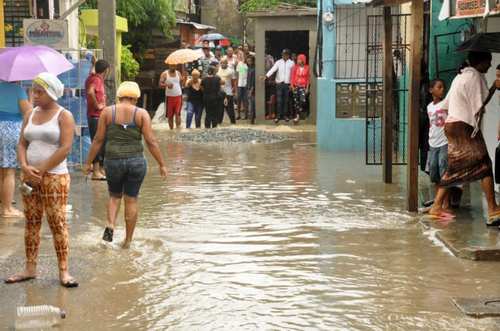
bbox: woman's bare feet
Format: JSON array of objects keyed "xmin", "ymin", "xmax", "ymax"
[
  {"xmin": 1, "ymin": 207, "xmax": 23, "ymax": 218},
  {"xmin": 5, "ymin": 267, "xmax": 37, "ymax": 284},
  {"xmin": 487, "ymin": 207, "xmax": 500, "ymax": 217},
  {"xmin": 429, "ymin": 205, "xmax": 443, "ymax": 216},
  {"xmin": 121, "ymin": 240, "xmax": 131, "ymax": 249}
]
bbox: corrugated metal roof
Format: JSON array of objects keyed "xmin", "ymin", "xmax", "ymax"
[{"xmin": 176, "ymin": 20, "xmax": 216, "ymax": 31}]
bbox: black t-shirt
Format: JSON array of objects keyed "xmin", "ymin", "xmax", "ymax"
[
  {"xmin": 187, "ymin": 84, "xmax": 203, "ymax": 105},
  {"xmin": 201, "ymin": 76, "xmax": 221, "ymax": 99}
]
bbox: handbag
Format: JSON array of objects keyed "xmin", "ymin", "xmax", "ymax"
[{"xmin": 496, "ymin": 142, "xmax": 500, "ymax": 184}]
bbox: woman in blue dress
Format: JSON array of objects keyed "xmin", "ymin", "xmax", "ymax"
[{"xmin": 0, "ymin": 81, "xmax": 31, "ymax": 217}]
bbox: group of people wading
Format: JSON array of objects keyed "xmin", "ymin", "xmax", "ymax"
[
  {"xmin": 159, "ymin": 43, "xmax": 311, "ymax": 129},
  {"xmin": 2, "ymin": 48, "xmax": 500, "ymax": 290}
]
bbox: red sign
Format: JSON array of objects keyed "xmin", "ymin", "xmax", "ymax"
[{"xmin": 456, "ymin": 0, "xmax": 486, "ymax": 17}]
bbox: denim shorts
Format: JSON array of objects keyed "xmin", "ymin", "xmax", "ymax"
[
  {"xmin": 428, "ymin": 145, "xmax": 448, "ymax": 184},
  {"xmin": 238, "ymin": 87, "xmax": 248, "ymax": 104},
  {"xmin": 104, "ymin": 157, "xmax": 147, "ymax": 198}
]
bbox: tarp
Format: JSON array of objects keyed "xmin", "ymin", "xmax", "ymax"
[{"xmin": 456, "ymin": 32, "xmax": 500, "ymax": 52}]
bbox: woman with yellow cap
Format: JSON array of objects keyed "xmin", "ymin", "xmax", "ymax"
[
  {"xmin": 83, "ymin": 81, "xmax": 167, "ymax": 248},
  {"xmin": 5, "ymin": 72, "xmax": 78, "ymax": 288},
  {"xmin": 185, "ymin": 69, "xmax": 203, "ymax": 128}
]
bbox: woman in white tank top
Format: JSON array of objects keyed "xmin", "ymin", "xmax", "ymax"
[{"xmin": 5, "ymin": 73, "xmax": 78, "ymax": 288}]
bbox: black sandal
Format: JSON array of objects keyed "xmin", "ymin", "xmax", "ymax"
[
  {"xmin": 61, "ymin": 279, "xmax": 79, "ymax": 288},
  {"xmin": 102, "ymin": 227, "xmax": 114, "ymax": 242}
]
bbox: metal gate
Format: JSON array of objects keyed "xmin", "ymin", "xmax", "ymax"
[
  {"xmin": 365, "ymin": 14, "xmax": 411, "ymax": 165},
  {"xmin": 4, "ymin": 0, "xmax": 30, "ymax": 47}
]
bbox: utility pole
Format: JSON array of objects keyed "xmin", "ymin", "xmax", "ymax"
[
  {"xmin": 371, "ymin": 0, "xmax": 423, "ymax": 212},
  {"xmin": 382, "ymin": 6, "xmax": 393, "ymax": 184},
  {"xmin": 407, "ymin": 0, "xmax": 424, "ymax": 212},
  {"xmin": 98, "ymin": 0, "xmax": 117, "ymax": 101}
]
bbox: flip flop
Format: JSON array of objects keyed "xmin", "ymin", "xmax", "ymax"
[
  {"xmin": 422, "ymin": 199, "xmax": 434, "ymax": 208},
  {"xmin": 60, "ymin": 279, "xmax": 79, "ymax": 288},
  {"xmin": 4, "ymin": 275, "xmax": 36, "ymax": 284},
  {"xmin": 428, "ymin": 211, "xmax": 456, "ymax": 221},
  {"xmin": 91, "ymin": 177, "xmax": 107, "ymax": 181},
  {"xmin": 439, "ymin": 211, "xmax": 456, "ymax": 218},
  {"xmin": 486, "ymin": 211, "xmax": 500, "ymax": 226},
  {"xmin": 428, "ymin": 214, "xmax": 455, "ymax": 222}
]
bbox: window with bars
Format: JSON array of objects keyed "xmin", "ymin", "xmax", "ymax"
[
  {"xmin": 335, "ymin": 5, "xmax": 382, "ymax": 80},
  {"xmin": 334, "ymin": 5, "xmax": 382, "ymax": 119},
  {"xmin": 4, "ymin": 0, "xmax": 31, "ymax": 47}
]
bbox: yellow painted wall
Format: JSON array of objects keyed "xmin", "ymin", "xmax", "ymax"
[
  {"xmin": 0, "ymin": 0, "xmax": 5, "ymax": 47},
  {"xmin": 80, "ymin": 9, "xmax": 128, "ymax": 82}
]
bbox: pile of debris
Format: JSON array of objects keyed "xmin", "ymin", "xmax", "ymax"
[{"xmin": 172, "ymin": 128, "xmax": 287, "ymax": 144}]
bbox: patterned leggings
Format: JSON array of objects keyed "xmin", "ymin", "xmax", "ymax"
[
  {"xmin": 23, "ymin": 174, "xmax": 70, "ymax": 271},
  {"xmin": 292, "ymin": 87, "xmax": 308, "ymax": 117}
]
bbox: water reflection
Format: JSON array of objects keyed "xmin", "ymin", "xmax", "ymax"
[{"xmin": 1, "ymin": 131, "xmax": 500, "ymax": 330}]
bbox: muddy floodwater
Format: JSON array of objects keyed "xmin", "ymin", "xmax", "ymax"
[{"xmin": 2, "ymin": 129, "xmax": 500, "ymax": 330}]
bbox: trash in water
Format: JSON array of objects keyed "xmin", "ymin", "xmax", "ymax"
[{"xmin": 15, "ymin": 305, "xmax": 66, "ymax": 330}]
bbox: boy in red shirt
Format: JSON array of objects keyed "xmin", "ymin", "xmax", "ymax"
[{"xmin": 86, "ymin": 60, "xmax": 110, "ymax": 180}]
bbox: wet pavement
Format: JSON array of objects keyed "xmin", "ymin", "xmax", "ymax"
[
  {"xmin": 2, "ymin": 128, "xmax": 500, "ymax": 330},
  {"xmin": 420, "ymin": 183, "xmax": 500, "ymax": 261}
]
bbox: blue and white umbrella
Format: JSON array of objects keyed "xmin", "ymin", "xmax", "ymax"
[{"xmin": 199, "ymin": 33, "xmax": 226, "ymax": 41}]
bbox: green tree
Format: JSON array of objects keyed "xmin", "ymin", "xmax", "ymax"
[
  {"xmin": 121, "ymin": 45, "xmax": 140, "ymax": 81},
  {"xmin": 81, "ymin": 0, "xmax": 176, "ymax": 55},
  {"xmin": 239, "ymin": 0, "xmax": 316, "ymax": 13}
]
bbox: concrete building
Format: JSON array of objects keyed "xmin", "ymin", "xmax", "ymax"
[
  {"xmin": 248, "ymin": 7, "xmax": 318, "ymax": 123},
  {"xmin": 317, "ymin": 1, "xmax": 386, "ymax": 152},
  {"xmin": 2, "ymin": 0, "xmax": 81, "ymax": 48},
  {"xmin": 200, "ymin": 0, "xmax": 244, "ymax": 41}
]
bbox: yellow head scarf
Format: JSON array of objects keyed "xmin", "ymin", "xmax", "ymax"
[{"xmin": 117, "ymin": 81, "xmax": 141, "ymax": 99}]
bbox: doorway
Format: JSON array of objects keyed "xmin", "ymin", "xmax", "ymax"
[
  {"xmin": 265, "ymin": 30, "xmax": 309, "ymax": 61},
  {"xmin": 264, "ymin": 31, "xmax": 310, "ymax": 121}
]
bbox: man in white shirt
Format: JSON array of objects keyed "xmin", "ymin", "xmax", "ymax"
[
  {"xmin": 199, "ymin": 41, "xmax": 217, "ymax": 78},
  {"xmin": 264, "ymin": 49, "xmax": 294, "ymax": 123},
  {"xmin": 217, "ymin": 59, "xmax": 236, "ymax": 124},
  {"xmin": 223, "ymin": 47, "xmax": 238, "ymax": 79}
]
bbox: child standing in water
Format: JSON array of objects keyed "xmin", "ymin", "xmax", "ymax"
[{"xmin": 427, "ymin": 79, "xmax": 452, "ymax": 217}]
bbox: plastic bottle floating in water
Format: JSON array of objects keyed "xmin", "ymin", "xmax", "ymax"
[{"xmin": 15, "ymin": 305, "xmax": 66, "ymax": 329}]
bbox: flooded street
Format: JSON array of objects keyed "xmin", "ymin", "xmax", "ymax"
[{"xmin": 2, "ymin": 129, "xmax": 500, "ymax": 330}]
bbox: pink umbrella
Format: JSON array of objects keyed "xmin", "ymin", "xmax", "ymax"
[{"xmin": 0, "ymin": 45, "xmax": 74, "ymax": 82}]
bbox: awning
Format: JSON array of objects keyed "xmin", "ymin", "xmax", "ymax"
[
  {"xmin": 176, "ymin": 20, "xmax": 216, "ymax": 31},
  {"xmin": 456, "ymin": 32, "xmax": 500, "ymax": 53}
]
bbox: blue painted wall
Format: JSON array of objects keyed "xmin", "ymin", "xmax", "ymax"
[
  {"xmin": 317, "ymin": 0, "xmax": 366, "ymax": 152},
  {"xmin": 317, "ymin": 0, "xmax": 467, "ymax": 153}
]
